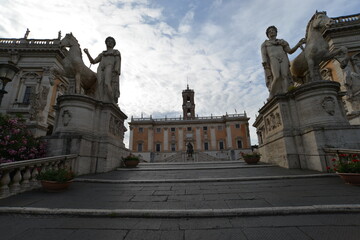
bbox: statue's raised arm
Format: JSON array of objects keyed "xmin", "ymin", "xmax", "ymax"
[
  {"xmin": 83, "ymin": 36, "xmax": 121, "ymax": 103},
  {"xmin": 261, "ymin": 26, "xmax": 304, "ymax": 99}
]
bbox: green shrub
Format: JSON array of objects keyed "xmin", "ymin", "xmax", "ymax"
[{"xmin": 36, "ymin": 168, "xmax": 75, "ymax": 183}]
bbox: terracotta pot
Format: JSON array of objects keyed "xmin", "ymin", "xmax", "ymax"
[
  {"xmin": 337, "ymin": 173, "xmax": 360, "ymax": 185},
  {"xmin": 124, "ymin": 160, "xmax": 139, "ymax": 168},
  {"xmin": 41, "ymin": 180, "xmax": 73, "ymax": 192},
  {"xmin": 243, "ymin": 157, "xmax": 260, "ymax": 164}
]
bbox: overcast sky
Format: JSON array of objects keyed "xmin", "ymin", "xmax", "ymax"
[{"xmin": 0, "ymin": 0, "xmax": 359, "ymax": 147}]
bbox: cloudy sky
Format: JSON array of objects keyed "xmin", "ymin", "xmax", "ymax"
[{"xmin": 0, "ymin": 0, "xmax": 359, "ymax": 147}]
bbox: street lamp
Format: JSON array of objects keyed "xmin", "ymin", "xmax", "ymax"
[{"xmin": 0, "ymin": 63, "xmax": 20, "ymax": 106}]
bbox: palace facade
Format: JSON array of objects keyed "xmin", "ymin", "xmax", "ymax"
[
  {"xmin": 129, "ymin": 85, "xmax": 252, "ymax": 162},
  {"xmin": 320, "ymin": 13, "xmax": 360, "ymax": 124},
  {"xmin": 0, "ymin": 31, "xmax": 68, "ymax": 136}
]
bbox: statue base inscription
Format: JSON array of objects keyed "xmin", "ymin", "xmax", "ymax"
[
  {"xmin": 46, "ymin": 94, "xmax": 129, "ymax": 174},
  {"xmin": 254, "ymin": 81, "xmax": 360, "ymax": 171}
]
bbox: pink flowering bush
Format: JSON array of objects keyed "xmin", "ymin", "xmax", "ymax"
[{"xmin": 0, "ymin": 114, "xmax": 46, "ymax": 163}]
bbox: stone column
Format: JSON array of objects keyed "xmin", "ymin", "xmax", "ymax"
[
  {"xmin": 163, "ymin": 128, "xmax": 168, "ymax": 151},
  {"xmin": 148, "ymin": 127, "xmax": 154, "ymax": 152},
  {"xmin": 178, "ymin": 128, "xmax": 183, "ymax": 150},
  {"xmin": 196, "ymin": 127, "xmax": 201, "ymax": 150},
  {"xmin": 129, "ymin": 126, "xmax": 134, "ymax": 151},
  {"xmin": 210, "ymin": 126, "xmax": 216, "ymax": 150},
  {"xmin": 226, "ymin": 124, "xmax": 232, "ymax": 149}
]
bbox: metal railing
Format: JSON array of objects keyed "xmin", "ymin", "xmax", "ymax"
[{"xmin": 0, "ymin": 154, "xmax": 77, "ymax": 199}]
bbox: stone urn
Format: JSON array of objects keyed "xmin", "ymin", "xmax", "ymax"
[
  {"xmin": 40, "ymin": 180, "xmax": 73, "ymax": 192},
  {"xmin": 241, "ymin": 152, "xmax": 261, "ymax": 165},
  {"xmin": 122, "ymin": 154, "xmax": 140, "ymax": 168},
  {"xmin": 337, "ymin": 173, "xmax": 360, "ymax": 185},
  {"xmin": 36, "ymin": 168, "xmax": 75, "ymax": 192}
]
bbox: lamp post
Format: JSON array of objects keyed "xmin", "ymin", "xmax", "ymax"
[{"xmin": 0, "ymin": 63, "xmax": 20, "ymax": 106}]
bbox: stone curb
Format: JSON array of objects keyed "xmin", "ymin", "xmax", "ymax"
[
  {"xmin": 75, "ymin": 173, "xmax": 336, "ymax": 184},
  {"xmin": 139, "ymin": 160, "xmax": 244, "ymax": 165},
  {"xmin": 117, "ymin": 164, "xmax": 275, "ymax": 171},
  {"xmin": 1, "ymin": 205, "xmax": 359, "ymax": 218}
]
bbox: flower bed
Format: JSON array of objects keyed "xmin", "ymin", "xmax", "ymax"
[{"xmin": 0, "ymin": 114, "xmax": 46, "ymax": 163}]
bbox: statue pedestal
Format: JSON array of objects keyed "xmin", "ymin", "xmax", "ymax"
[
  {"xmin": 253, "ymin": 81, "xmax": 360, "ymax": 171},
  {"xmin": 46, "ymin": 94, "xmax": 129, "ymax": 174}
]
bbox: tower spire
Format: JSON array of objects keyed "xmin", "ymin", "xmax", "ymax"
[{"xmin": 182, "ymin": 84, "xmax": 195, "ymax": 120}]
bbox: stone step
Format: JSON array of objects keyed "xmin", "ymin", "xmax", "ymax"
[{"xmin": 1, "ymin": 204, "xmax": 360, "ymax": 218}]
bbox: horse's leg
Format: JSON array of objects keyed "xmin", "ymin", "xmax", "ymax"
[
  {"xmin": 334, "ymin": 47, "xmax": 349, "ymax": 69},
  {"xmin": 75, "ymin": 73, "xmax": 81, "ymax": 94},
  {"xmin": 307, "ymin": 58, "xmax": 316, "ymax": 81},
  {"xmin": 323, "ymin": 47, "xmax": 349, "ymax": 69}
]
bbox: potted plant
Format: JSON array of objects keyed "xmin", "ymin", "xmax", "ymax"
[
  {"xmin": 327, "ymin": 153, "xmax": 360, "ymax": 185},
  {"xmin": 241, "ymin": 152, "xmax": 261, "ymax": 164},
  {"xmin": 122, "ymin": 154, "xmax": 140, "ymax": 168},
  {"xmin": 36, "ymin": 168, "xmax": 75, "ymax": 192}
]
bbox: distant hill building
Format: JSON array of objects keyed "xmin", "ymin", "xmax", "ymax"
[{"xmin": 128, "ymin": 85, "xmax": 252, "ymax": 162}]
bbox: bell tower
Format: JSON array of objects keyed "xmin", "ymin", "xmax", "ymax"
[{"xmin": 182, "ymin": 84, "xmax": 195, "ymax": 120}]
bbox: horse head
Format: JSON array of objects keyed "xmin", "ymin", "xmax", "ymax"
[
  {"xmin": 310, "ymin": 11, "xmax": 333, "ymax": 31},
  {"xmin": 60, "ymin": 33, "xmax": 79, "ymax": 48}
]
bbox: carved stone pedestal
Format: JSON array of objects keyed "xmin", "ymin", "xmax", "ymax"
[
  {"xmin": 253, "ymin": 81, "xmax": 360, "ymax": 171},
  {"xmin": 46, "ymin": 94, "xmax": 129, "ymax": 175}
]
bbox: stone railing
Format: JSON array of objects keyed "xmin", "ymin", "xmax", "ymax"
[
  {"xmin": 0, "ymin": 154, "xmax": 77, "ymax": 199},
  {"xmin": 0, "ymin": 38, "xmax": 61, "ymax": 49},
  {"xmin": 332, "ymin": 14, "xmax": 360, "ymax": 24},
  {"xmin": 131, "ymin": 113, "xmax": 247, "ymax": 122}
]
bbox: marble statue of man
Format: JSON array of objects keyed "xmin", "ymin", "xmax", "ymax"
[
  {"xmin": 84, "ymin": 37, "xmax": 121, "ymax": 103},
  {"xmin": 261, "ymin": 26, "xmax": 305, "ymax": 98}
]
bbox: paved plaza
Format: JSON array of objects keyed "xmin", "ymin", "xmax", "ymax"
[{"xmin": 1, "ymin": 161, "xmax": 360, "ymax": 239}]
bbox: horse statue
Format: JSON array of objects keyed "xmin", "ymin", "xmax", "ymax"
[
  {"xmin": 290, "ymin": 11, "xmax": 348, "ymax": 83},
  {"xmin": 186, "ymin": 142, "xmax": 194, "ymax": 158},
  {"xmin": 52, "ymin": 33, "xmax": 97, "ymax": 95}
]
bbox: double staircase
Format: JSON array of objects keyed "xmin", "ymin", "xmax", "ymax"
[{"xmin": 163, "ymin": 151, "xmax": 227, "ymax": 162}]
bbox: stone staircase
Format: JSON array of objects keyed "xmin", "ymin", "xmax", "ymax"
[{"xmin": 163, "ymin": 151, "xmax": 227, "ymax": 162}]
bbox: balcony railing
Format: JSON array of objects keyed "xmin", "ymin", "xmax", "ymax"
[
  {"xmin": 332, "ymin": 14, "xmax": 360, "ymax": 24},
  {"xmin": 131, "ymin": 113, "xmax": 247, "ymax": 122},
  {"xmin": 0, "ymin": 154, "xmax": 77, "ymax": 199},
  {"xmin": 0, "ymin": 38, "xmax": 61, "ymax": 48}
]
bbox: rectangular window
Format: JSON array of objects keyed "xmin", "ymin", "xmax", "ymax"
[
  {"xmin": 171, "ymin": 127, "xmax": 176, "ymax": 132},
  {"xmin": 171, "ymin": 143, "xmax": 176, "ymax": 151},
  {"xmin": 203, "ymin": 126, "xmax": 207, "ymax": 131},
  {"xmin": 22, "ymin": 86, "xmax": 32, "ymax": 104},
  {"xmin": 156, "ymin": 128, "xmax": 161, "ymax": 133},
  {"xmin": 204, "ymin": 142, "xmax": 209, "ymax": 151},
  {"xmin": 219, "ymin": 141, "xmax": 224, "ymax": 150},
  {"xmin": 218, "ymin": 126, "xmax": 223, "ymax": 130},
  {"xmin": 237, "ymin": 140, "xmax": 242, "ymax": 149},
  {"xmin": 235, "ymin": 124, "xmax": 240, "ymax": 129},
  {"xmin": 137, "ymin": 143, "xmax": 143, "ymax": 152},
  {"xmin": 138, "ymin": 127, "xmax": 143, "ymax": 133},
  {"xmin": 156, "ymin": 143, "xmax": 161, "ymax": 152},
  {"xmin": 187, "ymin": 127, "xmax": 192, "ymax": 131}
]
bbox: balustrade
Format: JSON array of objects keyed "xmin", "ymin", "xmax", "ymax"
[{"xmin": 0, "ymin": 154, "xmax": 77, "ymax": 199}]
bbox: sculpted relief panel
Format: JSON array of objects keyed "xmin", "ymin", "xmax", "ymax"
[
  {"xmin": 264, "ymin": 107, "xmax": 283, "ymax": 134},
  {"xmin": 109, "ymin": 114, "xmax": 125, "ymax": 138}
]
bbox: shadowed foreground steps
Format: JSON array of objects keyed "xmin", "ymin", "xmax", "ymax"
[{"xmin": 1, "ymin": 161, "xmax": 360, "ymax": 240}]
